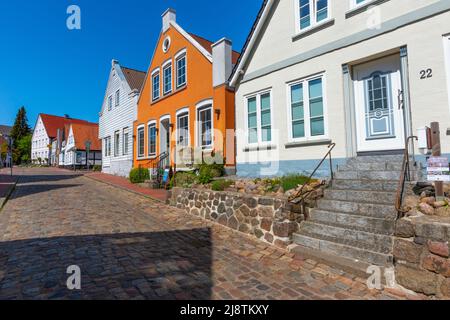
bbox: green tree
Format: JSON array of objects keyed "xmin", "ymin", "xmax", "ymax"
[
  {"xmin": 10, "ymin": 106, "xmax": 31, "ymax": 164},
  {"xmin": 16, "ymin": 134, "xmax": 32, "ymax": 164}
]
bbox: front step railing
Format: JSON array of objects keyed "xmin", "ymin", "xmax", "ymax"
[{"xmin": 395, "ymin": 136, "xmax": 418, "ymax": 218}]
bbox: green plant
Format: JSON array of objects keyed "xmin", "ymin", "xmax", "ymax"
[
  {"xmin": 129, "ymin": 167, "xmax": 150, "ymax": 184},
  {"xmin": 92, "ymin": 165, "xmax": 101, "ymax": 172},
  {"xmin": 281, "ymin": 174, "xmax": 314, "ymax": 192},
  {"xmin": 211, "ymin": 179, "xmax": 233, "ymax": 191},
  {"xmin": 198, "ymin": 171, "xmax": 213, "ymax": 184},
  {"xmin": 174, "ymin": 172, "xmax": 198, "ymax": 188}
]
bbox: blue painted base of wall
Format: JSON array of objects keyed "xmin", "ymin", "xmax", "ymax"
[{"xmin": 236, "ymin": 158, "xmax": 348, "ymax": 178}]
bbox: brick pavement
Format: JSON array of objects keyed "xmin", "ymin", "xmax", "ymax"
[{"xmin": 0, "ymin": 167, "xmax": 426, "ymax": 300}]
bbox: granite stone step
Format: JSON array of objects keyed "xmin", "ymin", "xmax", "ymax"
[
  {"xmin": 308, "ymin": 209, "xmax": 396, "ymax": 235},
  {"xmin": 335, "ymin": 170, "xmax": 403, "ymax": 181},
  {"xmin": 323, "ymin": 189, "xmax": 396, "ymax": 205},
  {"xmin": 347, "ymin": 155, "xmax": 404, "ymax": 164},
  {"xmin": 331, "ymin": 179, "xmax": 399, "ymax": 192},
  {"xmin": 317, "ymin": 199, "xmax": 397, "ymax": 220},
  {"xmin": 298, "ymin": 221, "xmax": 393, "ymax": 254},
  {"xmin": 338, "ymin": 161, "xmax": 404, "ymax": 172},
  {"xmin": 293, "ymin": 233, "xmax": 394, "ymax": 267}
]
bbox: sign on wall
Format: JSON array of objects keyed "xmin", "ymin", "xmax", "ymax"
[{"xmin": 427, "ymin": 157, "xmax": 450, "ymax": 182}]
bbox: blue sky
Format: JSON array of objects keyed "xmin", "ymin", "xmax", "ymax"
[{"xmin": 0, "ymin": 0, "xmax": 262, "ymax": 127}]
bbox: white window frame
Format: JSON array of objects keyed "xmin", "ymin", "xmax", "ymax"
[
  {"xmin": 114, "ymin": 130, "xmax": 120, "ymax": 157},
  {"xmin": 294, "ymin": 0, "xmax": 331, "ymax": 34},
  {"xmin": 162, "ymin": 59, "xmax": 173, "ymax": 95},
  {"xmin": 147, "ymin": 120, "xmax": 157, "ymax": 157},
  {"xmin": 444, "ymin": 35, "xmax": 450, "ymax": 111},
  {"xmin": 115, "ymin": 89, "xmax": 120, "ymax": 107},
  {"xmin": 123, "ymin": 127, "xmax": 129, "ymax": 156},
  {"xmin": 108, "ymin": 95, "xmax": 113, "ymax": 111},
  {"xmin": 176, "ymin": 107, "xmax": 190, "ymax": 147},
  {"xmin": 137, "ymin": 125, "xmax": 145, "ymax": 159},
  {"xmin": 351, "ymin": 0, "xmax": 373, "ymax": 9},
  {"xmin": 244, "ymin": 89, "xmax": 274, "ymax": 147},
  {"xmin": 105, "ymin": 136, "xmax": 111, "ymax": 157},
  {"xmin": 286, "ymin": 73, "xmax": 328, "ymax": 143},
  {"xmin": 195, "ymin": 100, "xmax": 214, "ymax": 150},
  {"xmin": 151, "ymin": 68, "xmax": 160, "ymax": 101},
  {"xmin": 175, "ymin": 49, "xmax": 187, "ymax": 89}
]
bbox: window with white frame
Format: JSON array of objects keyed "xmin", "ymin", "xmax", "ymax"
[
  {"xmin": 105, "ymin": 137, "xmax": 111, "ymax": 157},
  {"xmin": 177, "ymin": 112, "xmax": 189, "ymax": 147},
  {"xmin": 246, "ymin": 91, "xmax": 272, "ymax": 144},
  {"xmin": 288, "ymin": 76, "xmax": 326, "ymax": 140},
  {"xmin": 123, "ymin": 128, "xmax": 129, "ymax": 155},
  {"xmin": 115, "ymin": 90, "xmax": 120, "ymax": 107},
  {"xmin": 152, "ymin": 71, "xmax": 160, "ymax": 101},
  {"xmin": 114, "ymin": 131, "xmax": 120, "ymax": 157},
  {"xmin": 197, "ymin": 106, "xmax": 213, "ymax": 149},
  {"xmin": 297, "ymin": 0, "xmax": 329, "ymax": 31},
  {"xmin": 148, "ymin": 123, "xmax": 157, "ymax": 156},
  {"xmin": 108, "ymin": 96, "xmax": 113, "ymax": 111},
  {"xmin": 176, "ymin": 54, "xmax": 187, "ymax": 89},
  {"xmin": 353, "ymin": 0, "xmax": 369, "ymax": 7},
  {"xmin": 137, "ymin": 126, "xmax": 145, "ymax": 157},
  {"xmin": 163, "ymin": 62, "xmax": 172, "ymax": 95}
]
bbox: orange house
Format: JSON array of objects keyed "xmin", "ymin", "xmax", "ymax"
[{"xmin": 134, "ymin": 9, "xmax": 239, "ymax": 173}]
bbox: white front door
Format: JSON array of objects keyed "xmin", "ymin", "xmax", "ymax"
[{"xmin": 353, "ymin": 55, "xmax": 405, "ymax": 153}]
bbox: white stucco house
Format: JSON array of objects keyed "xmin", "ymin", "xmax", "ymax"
[
  {"xmin": 230, "ymin": 0, "xmax": 450, "ymax": 177},
  {"xmin": 31, "ymin": 114, "xmax": 96, "ymax": 165},
  {"xmin": 99, "ymin": 60, "xmax": 146, "ymax": 177},
  {"xmin": 59, "ymin": 122, "xmax": 102, "ymax": 168}
]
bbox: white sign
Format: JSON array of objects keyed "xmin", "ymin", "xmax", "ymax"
[{"xmin": 427, "ymin": 157, "xmax": 450, "ymax": 182}]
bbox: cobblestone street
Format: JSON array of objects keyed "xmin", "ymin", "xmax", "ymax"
[{"xmin": 0, "ymin": 168, "xmax": 417, "ymax": 300}]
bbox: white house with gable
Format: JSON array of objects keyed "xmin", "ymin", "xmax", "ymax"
[
  {"xmin": 231, "ymin": 0, "xmax": 450, "ymax": 177},
  {"xmin": 99, "ymin": 60, "xmax": 146, "ymax": 177}
]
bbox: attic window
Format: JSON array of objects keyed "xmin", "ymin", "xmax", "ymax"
[{"xmin": 163, "ymin": 37, "xmax": 171, "ymax": 53}]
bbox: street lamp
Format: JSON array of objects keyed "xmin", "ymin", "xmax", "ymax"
[{"xmin": 0, "ymin": 133, "xmax": 14, "ymax": 176}]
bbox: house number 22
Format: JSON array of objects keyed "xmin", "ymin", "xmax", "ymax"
[{"xmin": 420, "ymin": 69, "xmax": 432, "ymax": 79}]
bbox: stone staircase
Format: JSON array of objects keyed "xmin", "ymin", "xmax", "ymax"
[{"xmin": 292, "ymin": 155, "xmax": 418, "ymax": 277}]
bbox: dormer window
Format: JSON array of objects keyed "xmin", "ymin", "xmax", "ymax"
[{"xmin": 297, "ymin": 0, "xmax": 329, "ymax": 31}]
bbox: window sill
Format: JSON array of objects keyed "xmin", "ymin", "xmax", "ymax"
[
  {"xmin": 345, "ymin": 0, "xmax": 390, "ymax": 19},
  {"xmin": 243, "ymin": 144, "xmax": 277, "ymax": 152},
  {"xmin": 285, "ymin": 139, "xmax": 332, "ymax": 149},
  {"xmin": 292, "ymin": 19, "xmax": 335, "ymax": 42},
  {"xmin": 151, "ymin": 85, "xmax": 187, "ymax": 105},
  {"xmin": 447, "ymin": 128, "xmax": 450, "ymax": 136}
]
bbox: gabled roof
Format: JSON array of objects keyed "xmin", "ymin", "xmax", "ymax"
[
  {"xmin": 0, "ymin": 125, "xmax": 11, "ymax": 136},
  {"xmin": 230, "ymin": 0, "xmax": 272, "ymax": 86},
  {"xmin": 39, "ymin": 114, "xmax": 96, "ymax": 139},
  {"xmin": 189, "ymin": 33, "xmax": 241, "ymax": 64},
  {"xmin": 121, "ymin": 66, "xmax": 146, "ymax": 92},
  {"xmin": 71, "ymin": 123, "xmax": 101, "ymax": 151}
]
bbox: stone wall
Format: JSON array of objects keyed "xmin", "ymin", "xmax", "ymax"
[
  {"xmin": 394, "ymin": 216, "xmax": 450, "ymax": 298},
  {"xmin": 168, "ymin": 187, "xmax": 305, "ymax": 248}
]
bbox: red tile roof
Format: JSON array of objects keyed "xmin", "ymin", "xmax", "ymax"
[
  {"xmin": 39, "ymin": 114, "xmax": 96, "ymax": 139},
  {"xmin": 189, "ymin": 33, "xmax": 241, "ymax": 64},
  {"xmin": 71, "ymin": 123, "xmax": 101, "ymax": 151}
]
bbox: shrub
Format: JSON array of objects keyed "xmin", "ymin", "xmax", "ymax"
[
  {"xmin": 129, "ymin": 167, "xmax": 150, "ymax": 184},
  {"xmin": 198, "ymin": 171, "xmax": 213, "ymax": 185},
  {"xmin": 281, "ymin": 174, "xmax": 313, "ymax": 192},
  {"xmin": 197, "ymin": 163, "xmax": 224, "ymax": 179},
  {"xmin": 174, "ymin": 172, "xmax": 198, "ymax": 188},
  {"xmin": 211, "ymin": 179, "xmax": 233, "ymax": 191},
  {"xmin": 92, "ymin": 165, "xmax": 101, "ymax": 172}
]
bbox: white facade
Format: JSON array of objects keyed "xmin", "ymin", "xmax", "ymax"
[
  {"xmin": 60, "ymin": 126, "xmax": 102, "ymax": 167},
  {"xmin": 31, "ymin": 115, "xmax": 51, "ymax": 163},
  {"xmin": 232, "ymin": 0, "xmax": 450, "ymax": 177},
  {"xmin": 99, "ymin": 60, "xmax": 144, "ymax": 177}
]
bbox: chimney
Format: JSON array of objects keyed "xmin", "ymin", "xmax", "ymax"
[
  {"xmin": 212, "ymin": 38, "xmax": 233, "ymax": 87},
  {"xmin": 162, "ymin": 8, "xmax": 176, "ymax": 33}
]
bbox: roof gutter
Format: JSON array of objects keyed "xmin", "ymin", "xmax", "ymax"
[{"xmin": 230, "ymin": 0, "xmax": 274, "ymax": 87}]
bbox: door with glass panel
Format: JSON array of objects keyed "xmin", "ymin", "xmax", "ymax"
[{"xmin": 353, "ymin": 55, "xmax": 405, "ymax": 152}]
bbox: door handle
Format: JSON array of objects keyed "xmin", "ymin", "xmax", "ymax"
[{"xmin": 398, "ymin": 90, "xmax": 404, "ymax": 110}]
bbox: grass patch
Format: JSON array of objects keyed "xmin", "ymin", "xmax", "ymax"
[
  {"xmin": 280, "ymin": 174, "xmax": 315, "ymax": 192},
  {"xmin": 211, "ymin": 179, "xmax": 233, "ymax": 191}
]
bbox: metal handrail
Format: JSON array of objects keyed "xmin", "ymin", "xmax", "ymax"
[
  {"xmin": 288, "ymin": 143, "xmax": 336, "ymax": 209},
  {"xmin": 395, "ymin": 136, "xmax": 418, "ymax": 218}
]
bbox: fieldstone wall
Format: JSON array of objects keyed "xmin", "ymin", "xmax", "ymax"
[
  {"xmin": 168, "ymin": 187, "xmax": 305, "ymax": 248},
  {"xmin": 394, "ymin": 216, "xmax": 450, "ymax": 298}
]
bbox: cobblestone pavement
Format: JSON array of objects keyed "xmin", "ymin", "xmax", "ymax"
[{"xmin": 0, "ymin": 168, "xmax": 424, "ymax": 300}]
